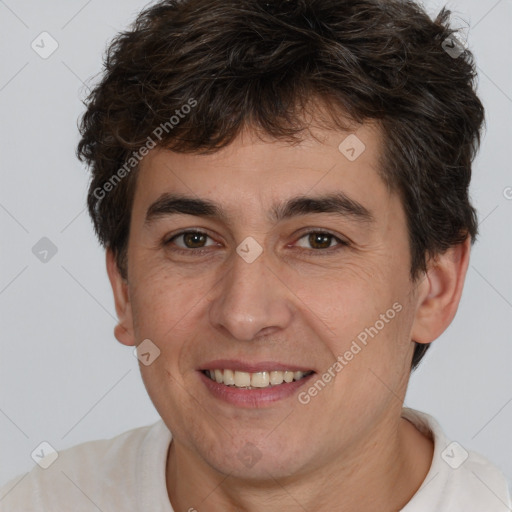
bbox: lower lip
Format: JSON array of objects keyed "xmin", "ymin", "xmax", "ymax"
[{"xmin": 198, "ymin": 371, "xmax": 315, "ymax": 408}]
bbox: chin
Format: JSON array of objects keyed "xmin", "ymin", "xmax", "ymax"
[{"xmin": 201, "ymin": 438, "xmax": 310, "ymax": 481}]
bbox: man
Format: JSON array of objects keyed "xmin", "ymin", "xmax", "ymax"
[{"xmin": 1, "ymin": 0, "xmax": 510, "ymax": 510}]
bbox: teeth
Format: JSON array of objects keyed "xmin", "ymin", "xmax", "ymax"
[
  {"xmin": 251, "ymin": 372, "xmax": 269, "ymax": 388},
  {"xmin": 234, "ymin": 371, "xmax": 251, "ymax": 387},
  {"xmin": 269, "ymin": 370, "xmax": 284, "ymax": 385},
  {"xmin": 223, "ymin": 369, "xmax": 235, "ymax": 385},
  {"xmin": 204, "ymin": 369, "xmax": 312, "ymax": 388},
  {"xmin": 284, "ymin": 371, "xmax": 294, "ymax": 383}
]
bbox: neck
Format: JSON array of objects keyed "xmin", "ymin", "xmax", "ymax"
[{"xmin": 166, "ymin": 411, "xmax": 434, "ymax": 512}]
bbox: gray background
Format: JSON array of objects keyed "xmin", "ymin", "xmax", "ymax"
[{"xmin": 1, "ymin": 0, "xmax": 511, "ymax": 489}]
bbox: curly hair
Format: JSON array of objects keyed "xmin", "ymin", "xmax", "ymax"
[{"xmin": 77, "ymin": 0, "xmax": 484, "ymax": 370}]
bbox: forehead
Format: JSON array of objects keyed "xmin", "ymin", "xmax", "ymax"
[{"xmin": 131, "ymin": 122, "xmax": 395, "ymax": 227}]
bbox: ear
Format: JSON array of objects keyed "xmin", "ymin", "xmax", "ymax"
[
  {"xmin": 106, "ymin": 248, "xmax": 136, "ymax": 346},
  {"xmin": 411, "ymin": 236, "xmax": 471, "ymax": 344}
]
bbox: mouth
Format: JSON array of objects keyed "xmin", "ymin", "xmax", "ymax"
[
  {"xmin": 198, "ymin": 360, "xmax": 316, "ymax": 407},
  {"xmin": 201, "ymin": 369, "xmax": 314, "ymax": 389}
]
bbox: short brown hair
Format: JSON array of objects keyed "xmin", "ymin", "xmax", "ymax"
[{"xmin": 77, "ymin": 0, "xmax": 484, "ymax": 370}]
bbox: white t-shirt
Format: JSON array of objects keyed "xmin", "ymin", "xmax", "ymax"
[{"xmin": 1, "ymin": 408, "xmax": 510, "ymax": 511}]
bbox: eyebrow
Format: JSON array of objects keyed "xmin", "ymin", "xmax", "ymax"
[{"xmin": 144, "ymin": 192, "xmax": 375, "ymax": 226}]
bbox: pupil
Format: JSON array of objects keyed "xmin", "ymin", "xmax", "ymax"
[
  {"xmin": 310, "ymin": 233, "xmax": 330, "ymax": 249},
  {"xmin": 185, "ymin": 232, "xmax": 205, "ymax": 248}
]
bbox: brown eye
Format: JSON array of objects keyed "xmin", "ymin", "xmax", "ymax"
[
  {"xmin": 165, "ymin": 231, "xmax": 215, "ymax": 250},
  {"xmin": 181, "ymin": 232, "xmax": 208, "ymax": 248},
  {"xmin": 295, "ymin": 231, "xmax": 346, "ymax": 251},
  {"xmin": 308, "ymin": 233, "xmax": 333, "ymax": 249}
]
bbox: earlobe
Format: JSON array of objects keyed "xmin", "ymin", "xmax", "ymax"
[
  {"xmin": 105, "ymin": 249, "xmax": 136, "ymax": 347},
  {"xmin": 410, "ymin": 237, "xmax": 471, "ymax": 344}
]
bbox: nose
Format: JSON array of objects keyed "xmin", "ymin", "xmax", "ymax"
[{"xmin": 208, "ymin": 245, "xmax": 294, "ymax": 342}]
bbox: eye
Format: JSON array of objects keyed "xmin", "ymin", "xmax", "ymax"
[
  {"xmin": 163, "ymin": 229, "xmax": 348, "ymax": 255},
  {"xmin": 294, "ymin": 230, "xmax": 348, "ymax": 252},
  {"xmin": 165, "ymin": 230, "xmax": 216, "ymax": 251}
]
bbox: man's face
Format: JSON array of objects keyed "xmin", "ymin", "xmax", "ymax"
[{"xmin": 117, "ymin": 123, "xmax": 423, "ymax": 478}]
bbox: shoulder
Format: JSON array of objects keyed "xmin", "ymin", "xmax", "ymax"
[
  {"xmin": 0, "ymin": 420, "xmax": 171, "ymax": 512},
  {"xmin": 401, "ymin": 408, "xmax": 512, "ymax": 511}
]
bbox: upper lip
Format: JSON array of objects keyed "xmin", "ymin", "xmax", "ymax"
[{"xmin": 199, "ymin": 359, "xmax": 315, "ymax": 373}]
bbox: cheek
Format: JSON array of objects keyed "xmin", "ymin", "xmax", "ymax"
[
  {"xmin": 130, "ymin": 275, "xmax": 199, "ymax": 416},
  {"xmin": 291, "ymin": 258, "xmax": 394, "ymax": 333},
  {"xmin": 336, "ymin": 298, "xmax": 414, "ymax": 405},
  {"xmin": 130, "ymin": 262, "xmax": 197, "ymax": 334},
  {"xmin": 304, "ymin": 268, "xmax": 412, "ymax": 405},
  {"xmin": 129, "ymin": 288, "xmax": 192, "ymax": 405},
  {"xmin": 129, "ymin": 267, "xmax": 213, "ymax": 380}
]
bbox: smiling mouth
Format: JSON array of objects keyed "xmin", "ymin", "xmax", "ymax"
[{"xmin": 202, "ymin": 369, "xmax": 314, "ymax": 389}]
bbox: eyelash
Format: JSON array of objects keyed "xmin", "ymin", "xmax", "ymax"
[{"xmin": 163, "ymin": 229, "xmax": 349, "ymax": 256}]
